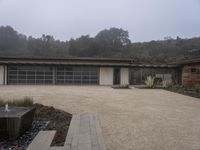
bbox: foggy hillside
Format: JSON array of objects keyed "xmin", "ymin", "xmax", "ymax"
[{"xmin": 0, "ymin": 25, "xmax": 200, "ymax": 63}]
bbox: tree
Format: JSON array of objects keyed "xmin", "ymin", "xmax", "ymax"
[
  {"xmin": 0, "ymin": 25, "xmax": 200, "ymax": 63},
  {"xmin": 0, "ymin": 25, "xmax": 26, "ymax": 50},
  {"xmin": 95, "ymin": 27, "xmax": 131, "ymax": 47},
  {"xmin": 94, "ymin": 27, "xmax": 131, "ymax": 56},
  {"xmin": 27, "ymin": 35, "xmax": 69, "ymax": 57},
  {"xmin": 69, "ymin": 35, "xmax": 97, "ymax": 57}
]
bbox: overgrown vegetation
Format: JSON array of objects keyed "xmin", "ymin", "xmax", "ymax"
[
  {"xmin": 162, "ymin": 80, "xmax": 172, "ymax": 88},
  {"xmin": 194, "ymin": 84, "xmax": 200, "ymax": 93},
  {"xmin": 0, "ymin": 96, "xmax": 34, "ymax": 107},
  {"xmin": 0, "ymin": 25, "xmax": 200, "ymax": 63},
  {"xmin": 165, "ymin": 84, "xmax": 200, "ymax": 98}
]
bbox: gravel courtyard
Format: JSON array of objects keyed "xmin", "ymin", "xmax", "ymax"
[{"xmin": 0, "ymin": 85, "xmax": 200, "ymax": 150}]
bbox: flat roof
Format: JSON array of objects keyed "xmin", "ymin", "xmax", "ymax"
[
  {"xmin": 170, "ymin": 57, "xmax": 200, "ymax": 65},
  {"xmin": 0, "ymin": 57, "xmax": 178, "ymax": 68}
]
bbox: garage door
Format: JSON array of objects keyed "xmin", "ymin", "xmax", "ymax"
[
  {"xmin": 56, "ymin": 66, "xmax": 99, "ymax": 85},
  {"xmin": 7, "ymin": 65, "xmax": 53, "ymax": 84}
]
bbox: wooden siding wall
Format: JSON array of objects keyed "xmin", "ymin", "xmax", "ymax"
[{"xmin": 182, "ymin": 64, "xmax": 200, "ymax": 86}]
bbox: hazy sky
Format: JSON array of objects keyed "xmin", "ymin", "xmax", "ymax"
[{"xmin": 0, "ymin": 0, "xmax": 200, "ymax": 42}]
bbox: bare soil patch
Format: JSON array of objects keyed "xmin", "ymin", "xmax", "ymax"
[{"xmin": 34, "ymin": 103, "xmax": 72, "ymax": 146}]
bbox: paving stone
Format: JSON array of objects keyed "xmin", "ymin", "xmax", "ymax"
[{"xmin": 27, "ymin": 113, "xmax": 106, "ymax": 150}]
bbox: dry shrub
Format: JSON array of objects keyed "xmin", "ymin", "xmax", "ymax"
[{"xmin": 0, "ymin": 96, "xmax": 33, "ymax": 107}]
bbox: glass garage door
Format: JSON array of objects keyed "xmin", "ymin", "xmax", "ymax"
[
  {"xmin": 56, "ymin": 67, "xmax": 99, "ymax": 85},
  {"xmin": 8, "ymin": 65, "xmax": 53, "ymax": 84}
]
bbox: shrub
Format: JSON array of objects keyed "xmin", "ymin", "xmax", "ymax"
[
  {"xmin": 145, "ymin": 76, "xmax": 155, "ymax": 88},
  {"xmin": 0, "ymin": 98, "xmax": 4, "ymax": 106},
  {"xmin": 162, "ymin": 80, "xmax": 172, "ymax": 88},
  {"xmin": 120, "ymin": 84, "xmax": 129, "ymax": 88},
  {"xmin": 194, "ymin": 84, "xmax": 200, "ymax": 92},
  {"xmin": 0, "ymin": 96, "xmax": 34, "ymax": 107}
]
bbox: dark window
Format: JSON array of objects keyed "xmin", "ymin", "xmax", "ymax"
[
  {"xmin": 191, "ymin": 68, "xmax": 198, "ymax": 74},
  {"xmin": 55, "ymin": 66, "xmax": 99, "ymax": 85},
  {"xmin": 113, "ymin": 68, "xmax": 120, "ymax": 85}
]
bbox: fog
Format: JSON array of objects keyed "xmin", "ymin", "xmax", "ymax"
[{"xmin": 0, "ymin": 0, "xmax": 200, "ymax": 42}]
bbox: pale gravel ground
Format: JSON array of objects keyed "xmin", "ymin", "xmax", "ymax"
[{"xmin": 0, "ymin": 85, "xmax": 200, "ymax": 150}]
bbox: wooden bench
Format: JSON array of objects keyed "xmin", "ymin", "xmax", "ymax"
[{"xmin": 27, "ymin": 113, "xmax": 106, "ymax": 150}]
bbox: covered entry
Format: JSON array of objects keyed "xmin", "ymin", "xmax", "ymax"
[{"xmin": 113, "ymin": 68, "xmax": 120, "ymax": 85}]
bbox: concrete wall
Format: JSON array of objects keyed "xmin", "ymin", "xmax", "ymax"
[
  {"xmin": 100, "ymin": 67, "xmax": 129, "ymax": 85},
  {"xmin": 99, "ymin": 67, "xmax": 113, "ymax": 85},
  {"xmin": 4, "ymin": 65, "xmax": 7, "ymax": 85},
  {"xmin": 0, "ymin": 65, "xmax": 4, "ymax": 85},
  {"xmin": 120, "ymin": 68, "xmax": 129, "ymax": 85}
]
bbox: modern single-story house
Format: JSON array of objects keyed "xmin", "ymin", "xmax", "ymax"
[{"xmin": 0, "ymin": 57, "xmax": 199, "ymax": 86}]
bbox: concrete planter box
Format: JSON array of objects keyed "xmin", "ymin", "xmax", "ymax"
[{"xmin": 0, "ymin": 107, "xmax": 36, "ymax": 141}]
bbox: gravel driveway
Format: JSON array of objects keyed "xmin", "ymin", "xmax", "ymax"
[{"xmin": 0, "ymin": 85, "xmax": 200, "ymax": 150}]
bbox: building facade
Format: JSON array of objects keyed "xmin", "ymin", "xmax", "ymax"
[
  {"xmin": 182, "ymin": 64, "xmax": 200, "ymax": 86},
  {"xmin": 175, "ymin": 58, "xmax": 200, "ymax": 86},
  {"xmin": 0, "ymin": 57, "xmax": 184, "ymax": 86}
]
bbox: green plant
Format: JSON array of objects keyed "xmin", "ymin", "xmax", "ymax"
[
  {"xmin": 0, "ymin": 98, "xmax": 4, "ymax": 106},
  {"xmin": 162, "ymin": 80, "xmax": 172, "ymax": 88},
  {"xmin": 145, "ymin": 76, "xmax": 155, "ymax": 88},
  {"xmin": 0, "ymin": 96, "xmax": 34, "ymax": 107},
  {"xmin": 194, "ymin": 84, "xmax": 200, "ymax": 92}
]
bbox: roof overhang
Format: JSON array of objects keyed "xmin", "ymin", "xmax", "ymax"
[
  {"xmin": 170, "ymin": 57, "xmax": 200, "ymax": 65},
  {"xmin": 0, "ymin": 57, "xmax": 178, "ymax": 68}
]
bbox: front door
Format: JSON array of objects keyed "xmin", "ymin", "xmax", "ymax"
[{"xmin": 113, "ymin": 68, "xmax": 120, "ymax": 85}]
